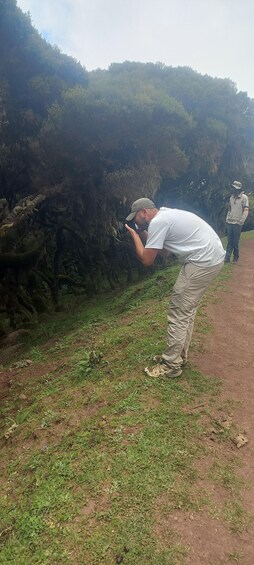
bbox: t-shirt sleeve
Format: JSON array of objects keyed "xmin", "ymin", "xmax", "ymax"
[
  {"xmin": 145, "ymin": 220, "xmax": 169, "ymax": 249},
  {"xmin": 242, "ymin": 194, "xmax": 249, "ymax": 208}
]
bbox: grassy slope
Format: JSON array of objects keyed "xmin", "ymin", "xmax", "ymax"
[{"xmin": 0, "ymin": 236, "xmax": 253, "ymax": 564}]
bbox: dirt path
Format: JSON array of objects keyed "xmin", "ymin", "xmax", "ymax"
[
  {"xmin": 193, "ymin": 237, "xmax": 254, "ymax": 439},
  {"xmin": 178, "ymin": 237, "xmax": 254, "ymax": 564}
]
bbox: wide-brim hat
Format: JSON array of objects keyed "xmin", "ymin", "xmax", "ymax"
[
  {"xmin": 126, "ymin": 198, "xmax": 156, "ymax": 221},
  {"xmin": 232, "ymin": 180, "xmax": 242, "ymax": 190}
]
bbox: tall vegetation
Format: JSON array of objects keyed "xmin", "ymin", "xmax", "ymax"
[{"xmin": 1, "ymin": 0, "xmax": 254, "ymax": 331}]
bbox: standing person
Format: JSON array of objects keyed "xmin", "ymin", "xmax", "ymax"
[
  {"xmin": 225, "ymin": 180, "xmax": 249, "ymax": 263},
  {"xmin": 125, "ymin": 198, "xmax": 225, "ymax": 378}
]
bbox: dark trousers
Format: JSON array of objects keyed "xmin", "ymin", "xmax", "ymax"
[{"xmin": 225, "ymin": 223, "xmax": 242, "ymax": 261}]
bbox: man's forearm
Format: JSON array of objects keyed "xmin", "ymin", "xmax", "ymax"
[
  {"xmin": 239, "ymin": 208, "xmax": 249, "ymax": 226},
  {"xmin": 130, "ymin": 230, "xmax": 145, "ymax": 261}
]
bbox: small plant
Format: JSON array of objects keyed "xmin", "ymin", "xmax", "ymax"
[
  {"xmin": 29, "ymin": 347, "xmax": 45, "ymax": 363},
  {"xmin": 40, "ymin": 410, "xmax": 62, "ymax": 429},
  {"xmin": 228, "ymin": 550, "xmax": 245, "ymax": 562},
  {"xmin": 71, "ymin": 350, "xmax": 105, "ymax": 379},
  {"xmin": 11, "ymin": 359, "xmax": 29, "ymax": 369}
]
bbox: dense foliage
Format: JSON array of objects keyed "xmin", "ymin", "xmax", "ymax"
[{"xmin": 1, "ymin": 0, "xmax": 254, "ymax": 331}]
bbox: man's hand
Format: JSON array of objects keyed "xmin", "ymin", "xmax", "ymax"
[
  {"xmin": 125, "ymin": 223, "xmax": 158, "ymax": 266},
  {"xmin": 125, "ymin": 224, "xmax": 147, "ymax": 243},
  {"xmin": 125, "ymin": 224, "xmax": 136, "ymax": 237}
]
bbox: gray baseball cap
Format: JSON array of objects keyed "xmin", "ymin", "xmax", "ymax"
[{"xmin": 125, "ymin": 198, "xmax": 156, "ymax": 221}]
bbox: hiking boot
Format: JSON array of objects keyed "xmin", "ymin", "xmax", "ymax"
[
  {"xmin": 144, "ymin": 363, "xmax": 182, "ymax": 378},
  {"xmin": 233, "ymin": 257, "xmax": 239, "ymax": 263},
  {"xmin": 153, "ymin": 354, "xmax": 188, "ymax": 366},
  {"xmin": 152, "ymin": 354, "xmax": 162, "ymax": 363},
  {"xmin": 224, "ymin": 258, "xmax": 230, "ymax": 263}
]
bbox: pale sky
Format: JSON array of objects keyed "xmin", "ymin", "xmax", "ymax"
[{"xmin": 17, "ymin": 0, "xmax": 254, "ymax": 98}]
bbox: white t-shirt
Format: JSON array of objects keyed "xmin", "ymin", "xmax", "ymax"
[{"xmin": 145, "ymin": 208, "xmax": 225, "ymax": 266}]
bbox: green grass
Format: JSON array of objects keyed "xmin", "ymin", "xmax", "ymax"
[
  {"xmin": 208, "ymin": 460, "xmax": 244, "ymax": 493},
  {"xmin": 223, "ymin": 501, "xmax": 253, "ymax": 533},
  {"xmin": 227, "ymin": 550, "xmax": 245, "ymax": 562},
  {"xmin": 1, "ymin": 244, "xmax": 254, "ymax": 564}
]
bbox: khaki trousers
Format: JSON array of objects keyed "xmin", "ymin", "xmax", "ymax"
[{"xmin": 162, "ymin": 261, "xmax": 224, "ymax": 370}]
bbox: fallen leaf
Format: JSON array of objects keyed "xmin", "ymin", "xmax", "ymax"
[
  {"xmin": 4, "ymin": 423, "xmax": 18, "ymax": 440},
  {"xmin": 232, "ymin": 433, "xmax": 248, "ymax": 448}
]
